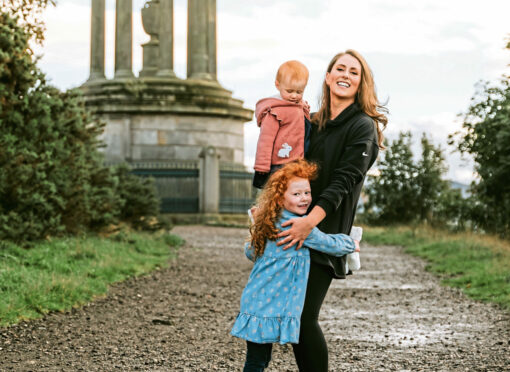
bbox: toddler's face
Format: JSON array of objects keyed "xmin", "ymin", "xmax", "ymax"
[
  {"xmin": 283, "ymin": 177, "xmax": 312, "ymax": 215},
  {"xmin": 275, "ymin": 79, "xmax": 307, "ymax": 104}
]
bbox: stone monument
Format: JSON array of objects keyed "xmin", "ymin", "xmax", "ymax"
[{"xmin": 81, "ymin": 0, "xmax": 254, "ymax": 216}]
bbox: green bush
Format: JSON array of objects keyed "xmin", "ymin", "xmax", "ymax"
[
  {"xmin": 0, "ymin": 11, "xmax": 159, "ymax": 242},
  {"xmin": 364, "ymin": 132, "xmax": 450, "ymax": 225},
  {"xmin": 112, "ymin": 164, "xmax": 161, "ymax": 229}
]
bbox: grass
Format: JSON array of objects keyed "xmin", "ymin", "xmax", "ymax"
[
  {"xmin": 0, "ymin": 231, "xmax": 183, "ymax": 327},
  {"xmin": 363, "ymin": 225, "xmax": 510, "ymax": 310}
]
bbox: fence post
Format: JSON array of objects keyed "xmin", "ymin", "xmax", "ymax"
[{"xmin": 199, "ymin": 146, "xmax": 220, "ymax": 213}]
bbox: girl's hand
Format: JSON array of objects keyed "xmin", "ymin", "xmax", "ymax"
[
  {"xmin": 277, "ymin": 216, "xmax": 314, "ymax": 250},
  {"xmin": 354, "ymin": 240, "xmax": 360, "ymax": 252}
]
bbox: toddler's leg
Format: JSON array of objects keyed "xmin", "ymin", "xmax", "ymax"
[{"xmin": 243, "ymin": 341, "xmax": 272, "ymax": 372}]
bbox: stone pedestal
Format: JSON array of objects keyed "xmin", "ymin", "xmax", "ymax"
[
  {"xmin": 140, "ymin": 0, "xmax": 159, "ymax": 77},
  {"xmin": 82, "ymin": 78, "xmax": 252, "ymax": 164}
]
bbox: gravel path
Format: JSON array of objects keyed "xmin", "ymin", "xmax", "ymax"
[{"xmin": 1, "ymin": 225, "xmax": 509, "ymax": 371}]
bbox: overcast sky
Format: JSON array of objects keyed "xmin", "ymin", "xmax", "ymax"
[{"xmin": 37, "ymin": 0, "xmax": 510, "ymax": 184}]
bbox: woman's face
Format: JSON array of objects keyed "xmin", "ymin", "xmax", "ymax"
[
  {"xmin": 283, "ymin": 177, "xmax": 312, "ymax": 215},
  {"xmin": 326, "ymin": 54, "xmax": 362, "ymax": 102}
]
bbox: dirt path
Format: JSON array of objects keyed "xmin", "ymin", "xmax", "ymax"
[{"xmin": 1, "ymin": 226, "xmax": 509, "ymax": 371}]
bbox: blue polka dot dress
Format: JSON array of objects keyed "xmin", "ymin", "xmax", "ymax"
[{"xmin": 231, "ymin": 209, "xmax": 355, "ymax": 344}]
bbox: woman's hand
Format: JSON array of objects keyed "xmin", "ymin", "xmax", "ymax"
[
  {"xmin": 277, "ymin": 206, "xmax": 326, "ymax": 250},
  {"xmin": 277, "ymin": 216, "xmax": 314, "ymax": 250}
]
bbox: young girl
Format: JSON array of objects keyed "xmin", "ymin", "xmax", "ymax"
[{"xmin": 231, "ymin": 159, "xmax": 359, "ymax": 371}]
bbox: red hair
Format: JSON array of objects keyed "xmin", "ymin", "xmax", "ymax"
[
  {"xmin": 249, "ymin": 159, "xmax": 317, "ymax": 258},
  {"xmin": 276, "ymin": 60, "xmax": 309, "ymax": 84}
]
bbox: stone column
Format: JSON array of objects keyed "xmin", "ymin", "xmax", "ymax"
[
  {"xmin": 206, "ymin": 0, "xmax": 217, "ymax": 80},
  {"xmin": 88, "ymin": 0, "xmax": 105, "ymax": 81},
  {"xmin": 187, "ymin": 0, "xmax": 214, "ymax": 80},
  {"xmin": 157, "ymin": 0, "xmax": 176, "ymax": 77},
  {"xmin": 199, "ymin": 146, "xmax": 220, "ymax": 213},
  {"xmin": 115, "ymin": 0, "xmax": 134, "ymax": 78}
]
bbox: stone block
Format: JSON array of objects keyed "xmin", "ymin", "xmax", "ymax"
[
  {"xmin": 132, "ymin": 130, "xmax": 158, "ymax": 145},
  {"xmin": 101, "ymin": 117, "xmax": 131, "ymax": 162},
  {"xmin": 131, "ymin": 116, "xmax": 178, "ymax": 130}
]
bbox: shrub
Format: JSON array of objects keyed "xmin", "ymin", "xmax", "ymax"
[{"xmin": 0, "ymin": 11, "xmax": 159, "ymax": 242}]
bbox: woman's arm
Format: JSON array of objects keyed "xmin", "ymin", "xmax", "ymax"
[{"xmin": 318, "ymin": 119, "xmax": 378, "ymax": 211}]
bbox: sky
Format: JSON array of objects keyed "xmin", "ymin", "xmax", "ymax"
[{"xmin": 36, "ymin": 0, "xmax": 510, "ymax": 184}]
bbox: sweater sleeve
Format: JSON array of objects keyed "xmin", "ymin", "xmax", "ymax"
[
  {"xmin": 254, "ymin": 113, "xmax": 280, "ymax": 172},
  {"xmin": 303, "ymin": 227, "xmax": 355, "ymax": 256},
  {"xmin": 316, "ymin": 117, "xmax": 379, "ymax": 212}
]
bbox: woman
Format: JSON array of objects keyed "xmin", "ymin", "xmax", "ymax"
[{"xmin": 277, "ymin": 50, "xmax": 388, "ymax": 371}]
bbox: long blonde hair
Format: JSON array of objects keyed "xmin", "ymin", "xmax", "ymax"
[
  {"xmin": 249, "ymin": 159, "xmax": 317, "ymax": 258},
  {"xmin": 312, "ymin": 49, "xmax": 388, "ymax": 148}
]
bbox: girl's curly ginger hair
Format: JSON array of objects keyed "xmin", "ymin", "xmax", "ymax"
[{"xmin": 250, "ymin": 159, "xmax": 318, "ymax": 258}]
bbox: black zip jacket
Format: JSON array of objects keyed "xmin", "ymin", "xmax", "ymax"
[{"xmin": 306, "ymin": 103, "xmax": 379, "ymax": 279}]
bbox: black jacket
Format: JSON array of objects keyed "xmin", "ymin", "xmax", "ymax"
[{"xmin": 306, "ymin": 103, "xmax": 379, "ymax": 278}]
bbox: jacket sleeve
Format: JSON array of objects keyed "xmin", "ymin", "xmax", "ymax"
[
  {"xmin": 254, "ymin": 113, "xmax": 280, "ymax": 173},
  {"xmin": 316, "ymin": 117, "xmax": 379, "ymax": 215},
  {"xmin": 244, "ymin": 242, "xmax": 256, "ymax": 262},
  {"xmin": 303, "ymin": 227, "xmax": 355, "ymax": 256}
]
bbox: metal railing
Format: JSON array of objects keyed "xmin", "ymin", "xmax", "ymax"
[{"xmin": 126, "ymin": 158, "xmax": 256, "ymax": 214}]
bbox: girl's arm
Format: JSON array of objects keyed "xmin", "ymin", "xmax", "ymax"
[
  {"xmin": 303, "ymin": 227, "xmax": 356, "ymax": 256},
  {"xmin": 244, "ymin": 242, "xmax": 256, "ymax": 262}
]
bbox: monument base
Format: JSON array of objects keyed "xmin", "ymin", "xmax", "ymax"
[{"xmin": 81, "ymin": 76, "xmax": 253, "ymax": 165}]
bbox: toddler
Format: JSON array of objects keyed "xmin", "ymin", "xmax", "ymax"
[
  {"xmin": 252, "ymin": 60, "xmax": 312, "ymax": 188},
  {"xmin": 232, "ymin": 160, "xmax": 359, "ymax": 371}
]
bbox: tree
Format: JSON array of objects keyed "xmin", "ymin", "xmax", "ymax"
[
  {"xmin": 450, "ymin": 77, "xmax": 510, "ymax": 237},
  {"xmin": 0, "ymin": 0, "xmax": 55, "ymax": 45},
  {"xmin": 364, "ymin": 132, "xmax": 421, "ymax": 224},
  {"xmin": 415, "ymin": 134, "xmax": 449, "ymax": 221},
  {"xmin": 364, "ymin": 132, "xmax": 449, "ymax": 225},
  {"xmin": 0, "ymin": 9, "xmax": 159, "ymax": 242}
]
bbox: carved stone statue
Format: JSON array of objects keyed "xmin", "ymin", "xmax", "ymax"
[{"xmin": 140, "ymin": 0, "xmax": 160, "ymax": 77}]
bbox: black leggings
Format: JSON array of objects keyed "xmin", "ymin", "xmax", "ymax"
[
  {"xmin": 243, "ymin": 341, "xmax": 272, "ymax": 372},
  {"xmin": 291, "ymin": 262, "xmax": 333, "ymax": 372}
]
